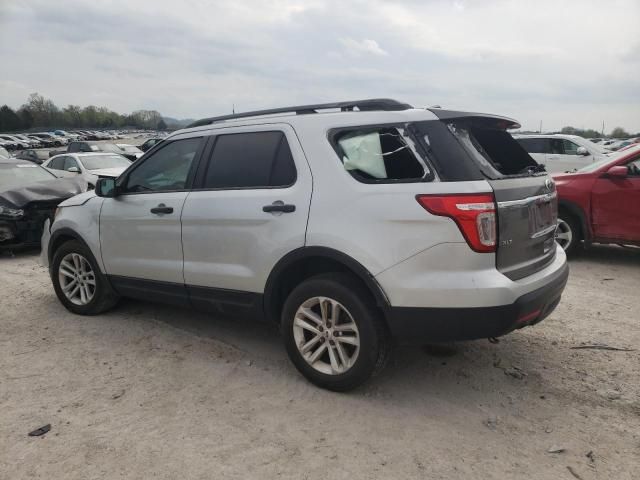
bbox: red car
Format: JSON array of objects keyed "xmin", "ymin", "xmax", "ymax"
[{"xmin": 553, "ymin": 145, "xmax": 640, "ymax": 253}]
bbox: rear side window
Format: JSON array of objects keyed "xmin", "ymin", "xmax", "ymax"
[
  {"xmin": 331, "ymin": 127, "xmax": 429, "ymax": 183},
  {"xmin": 517, "ymin": 138, "xmax": 551, "ymax": 154},
  {"xmin": 203, "ymin": 131, "xmax": 296, "ymax": 189}
]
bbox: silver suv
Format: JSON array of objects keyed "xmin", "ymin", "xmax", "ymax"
[{"xmin": 45, "ymin": 99, "xmax": 568, "ymax": 391}]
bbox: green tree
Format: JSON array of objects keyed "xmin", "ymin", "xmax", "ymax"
[
  {"xmin": 610, "ymin": 127, "xmax": 629, "ymax": 138},
  {"xmin": 0, "ymin": 105, "xmax": 23, "ymax": 131}
]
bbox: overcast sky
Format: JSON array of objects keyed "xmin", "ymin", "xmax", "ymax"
[{"xmin": 1, "ymin": 0, "xmax": 639, "ymax": 132}]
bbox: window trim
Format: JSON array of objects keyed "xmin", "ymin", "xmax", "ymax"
[
  {"xmin": 327, "ymin": 122, "xmax": 435, "ymax": 184},
  {"xmin": 116, "ymin": 136, "xmax": 206, "ymax": 196},
  {"xmin": 190, "ymin": 130, "xmax": 298, "ymax": 192}
]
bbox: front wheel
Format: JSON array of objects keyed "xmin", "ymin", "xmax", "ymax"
[
  {"xmin": 282, "ymin": 273, "xmax": 390, "ymax": 391},
  {"xmin": 51, "ymin": 240, "xmax": 119, "ymax": 315},
  {"xmin": 556, "ymin": 215, "xmax": 580, "ymax": 254}
]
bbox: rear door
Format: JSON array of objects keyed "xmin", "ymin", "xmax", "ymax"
[{"xmin": 181, "ymin": 125, "xmax": 312, "ymax": 308}]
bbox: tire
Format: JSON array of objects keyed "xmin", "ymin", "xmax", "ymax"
[
  {"xmin": 51, "ymin": 240, "xmax": 119, "ymax": 315},
  {"xmin": 282, "ymin": 273, "xmax": 391, "ymax": 392},
  {"xmin": 556, "ymin": 213, "xmax": 580, "ymax": 255}
]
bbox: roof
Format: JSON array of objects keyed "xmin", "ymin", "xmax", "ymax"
[{"xmin": 0, "ymin": 157, "xmax": 31, "ymax": 165}]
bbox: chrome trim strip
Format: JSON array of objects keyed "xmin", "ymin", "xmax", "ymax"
[
  {"xmin": 531, "ymin": 224, "xmax": 558, "ymax": 239},
  {"xmin": 497, "ymin": 192, "xmax": 556, "ymax": 209}
]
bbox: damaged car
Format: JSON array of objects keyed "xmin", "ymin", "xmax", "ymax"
[{"xmin": 0, "ymin": 158, "xmax": 88, "ymax": 250}]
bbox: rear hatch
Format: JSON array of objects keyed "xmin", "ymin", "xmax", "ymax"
[{"xmin": 423, "ymin": 110, "xmax": 558, "ymax": 280}]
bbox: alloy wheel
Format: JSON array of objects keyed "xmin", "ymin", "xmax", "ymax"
[
  {"xmin": 58, "ymin": 252, "xmax": 96, "ymax": 305},
  {"xmin": 293, "ymin": 296, "xmax": 360, "ymax": 375},
  {"xmin": 555, "ymin": 218, "xmax": 573, "ymax": 250}
]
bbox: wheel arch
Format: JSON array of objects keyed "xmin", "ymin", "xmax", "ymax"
[
  {"xmin": 558, "ymin": 199, "xmax": 590, "ymax": 242},
  {"xmin": 263, "ymin": 247, "xmax": 391, "ymax": 325},
  {"xmin": 48, "ymin": 227, "xmax": 94, "ymax": 266}
]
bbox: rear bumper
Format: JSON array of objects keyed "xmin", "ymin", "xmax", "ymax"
[{"xmin": 385, "ymin": 261, "xmax": 568, "ymax": 344}]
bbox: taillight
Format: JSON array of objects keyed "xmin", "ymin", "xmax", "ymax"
[{"xmin": 416, "ymin": 193, "xmax": 497, "ymax": 253}]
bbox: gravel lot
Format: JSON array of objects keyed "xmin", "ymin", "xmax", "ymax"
[{"xmin": 1, "ymin": 246, "xmax": 639, "ymax": 479}]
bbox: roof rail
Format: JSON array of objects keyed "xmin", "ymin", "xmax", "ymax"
[{"xmin": 187, "ymin": 98, "xmax": 413, "ymax": 128}]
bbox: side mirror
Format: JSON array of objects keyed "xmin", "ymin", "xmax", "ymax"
[
  {"xmin": 67, "ymin": 166, "xmax": 80, "ymax": 173},
  {"xmin": 606, "ymin": 165, "xmax": 628, "ymax": 178},
  {"xmin": 576, "ymin": 146, "xmax": 589, "ymax": 156},
  {"xmin": 95, "ymin": 177, "xmax": 117, "ymax": 197}
]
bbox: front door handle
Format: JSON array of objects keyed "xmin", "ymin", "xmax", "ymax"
[
  {"xmin": 263, "ymin": 201, "xmax": 296, "ymax": 213},
  {"xmin": 150, "ymin": 203, "xmax": 173, "ymax": 214}
]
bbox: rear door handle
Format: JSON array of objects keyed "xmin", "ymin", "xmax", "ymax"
[
  {"xmin": 150, "ymin": 203, "xmax": 173, "ymax": 214},
  {"xmin": 263, "ymin": 201, "xmax": 296, "ymax": 213}
]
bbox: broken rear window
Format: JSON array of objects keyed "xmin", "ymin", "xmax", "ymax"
[
  {"xmin": 331, "ymin": 126, "xmax": 431, "ymax": 183},
  {"xmin": 450, "ymin": 124, "xmax": 540, "ymax": 178}
]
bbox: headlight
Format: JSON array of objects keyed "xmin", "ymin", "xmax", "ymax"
[{"xmin": 0, "ymin": 206, "xmax": 24, "ymax": 218}]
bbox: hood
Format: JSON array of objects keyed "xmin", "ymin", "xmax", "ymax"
[
  {"xmin": 0, "ymin": 177, "xmax": 89, "ymax": 210},
  {"xmin": 88, "ymin": 167, "xmax": 127, "ymax": 177},
  {"xmin": 58, "ymin": 189, "xmax": 97, "ymax": 207}
]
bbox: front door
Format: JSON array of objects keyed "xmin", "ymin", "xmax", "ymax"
[
  {"xmin": 181, "ymin": 126, "xmax": 312, "ymax": 307},
  {"xmin": 591, "ymin": 156, "xmax": 640, "ymax": 242},
  {"xmin": 100, "ymin": 136, "xmax": 205, "ymax": 286}
]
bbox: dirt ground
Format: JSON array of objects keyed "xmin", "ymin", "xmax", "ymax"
[{"xmin": 1, "ymin": 246, "xmax": 639, "ymax": 479}]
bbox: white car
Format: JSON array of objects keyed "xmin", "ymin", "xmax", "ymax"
[
  {"xmin": 514, "ymin": 134, "xmax": 611, "ymax": 173},
  {"xmin": 44, "ymin": 99, "xmax": 568, "ymax": 391},
  {"xmin": 116, "ymin": 143, "xmax": 144, "ymax": 160},
  {"xmin": 42, "ymin": 152, "xmax": 131, "ymax": 187}
]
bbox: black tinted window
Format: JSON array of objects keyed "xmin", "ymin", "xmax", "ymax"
[
  {"xmin": 517, "ymin": 138, "xmax": 551, "ymax": 154},
  {"xmin": 124, "ymin": 137, "xmax": 202, "ymax": 192},
  {"xmin": 48, "ymin": 157, "xmax": 65, "ymax": 169},
  {"xmin": 203, "ymin": 131, "xmax": 296, "ymax": 188}
]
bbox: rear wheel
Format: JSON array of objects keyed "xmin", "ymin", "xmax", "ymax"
[
  {"xmin": 282, "ymin": 273, "xmax": 390, "ymax": 391},
  {"xmin": 556, "ymin": 214, "xmax": 580, "ymax": 254}
]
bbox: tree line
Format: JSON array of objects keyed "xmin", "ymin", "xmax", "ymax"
[
  {"xmin": 0, "ymin": 93, "xmax": 167, "ymax": 132},
  {"xmin": 559, "ymin": 126, "xmax": 635, "ymax": 139}
]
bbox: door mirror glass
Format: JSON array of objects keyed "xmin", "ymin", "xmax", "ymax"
[
  {"xmin": 95, "ymin": 177, "xmax": 117, "ymax": 197},
  {"xmin": 66, "ymin": 166, "xmax": 80, "ymax": 173},
  {"xmin": 606, "ymin": 165, "xmax": 628, "ymax": 178},
  {"xmin": 576, "ymin": 146, "xmax": 589, "ymax": 156}
]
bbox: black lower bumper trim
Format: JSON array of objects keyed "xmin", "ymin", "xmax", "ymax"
[{"xmin": 385, "ymin": 262, "xmax": 569, "ymax": 344}]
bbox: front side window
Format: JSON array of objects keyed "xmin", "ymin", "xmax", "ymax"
[
  {"xmin": 48, "ymin": 157, "xmax": 65, "ymax": 170},
  {"xmin": 203, "ymin": 131, "xmax": 296, "ymax": 189},
  {"xmin": 63, "ymin": 157, "xmax": 79, "ymax": 170},
  {"xmin": 332, "ymin": 127, "xmax": 428, "ymax": 182},
  {"xmin": 627, "ymin": 158, "xmax": 640, "ymax": 176},
  {"xmin": 561, "ymin": 140, "xmax": 580, "ymax": 155},
  {"xmin": 124, "ymin": 137, "xmax": 202, "ymax": 193}
]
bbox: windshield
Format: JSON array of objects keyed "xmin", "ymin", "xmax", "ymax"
[
  {"xmin": 92, "ymin": 143, "xmax": 122, "ymax": 153},
  {"xmin": 80, "ymin": 154, "xmax": 131, "ymax": 171},
  {"xmin": 0, "ymin": 163, "xmax": 56, "ymax": 191},
  {"xmin": 119, "ymin": 145, "xmax": 142, "ymax": 153},
  {"xmin": 578, "ymin": 145, "xmax": 640, "ymax": 173}
]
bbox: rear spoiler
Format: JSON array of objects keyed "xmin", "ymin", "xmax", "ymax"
[{"xmin": 427, "ymin": 108, "xmax": 521, "ymax": 130}]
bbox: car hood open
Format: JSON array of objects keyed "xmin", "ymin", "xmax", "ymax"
[{"xmin": 0, "ymin": 177, "xmax": 89, "ymax": 209}]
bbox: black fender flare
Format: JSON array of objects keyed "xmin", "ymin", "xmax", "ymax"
[
  {"xmin": 48, "ymin": 227, "xmax": 92, "ymax": 265},
  {"xmin": 558, "ymin": 199, "xmax": 591, "ymax": 242},
  {"xmin": 263, "ymin": 246, "xmax": 391, "ymax": 323}
]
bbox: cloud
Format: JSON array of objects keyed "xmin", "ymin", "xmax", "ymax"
[
  {"xmin": 0, "ymin": 0, "xmax": 638, "ymax": 132},
  {"xmin": 340, "ymin": 38, "xmax": 389, "ymax": 56}
]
